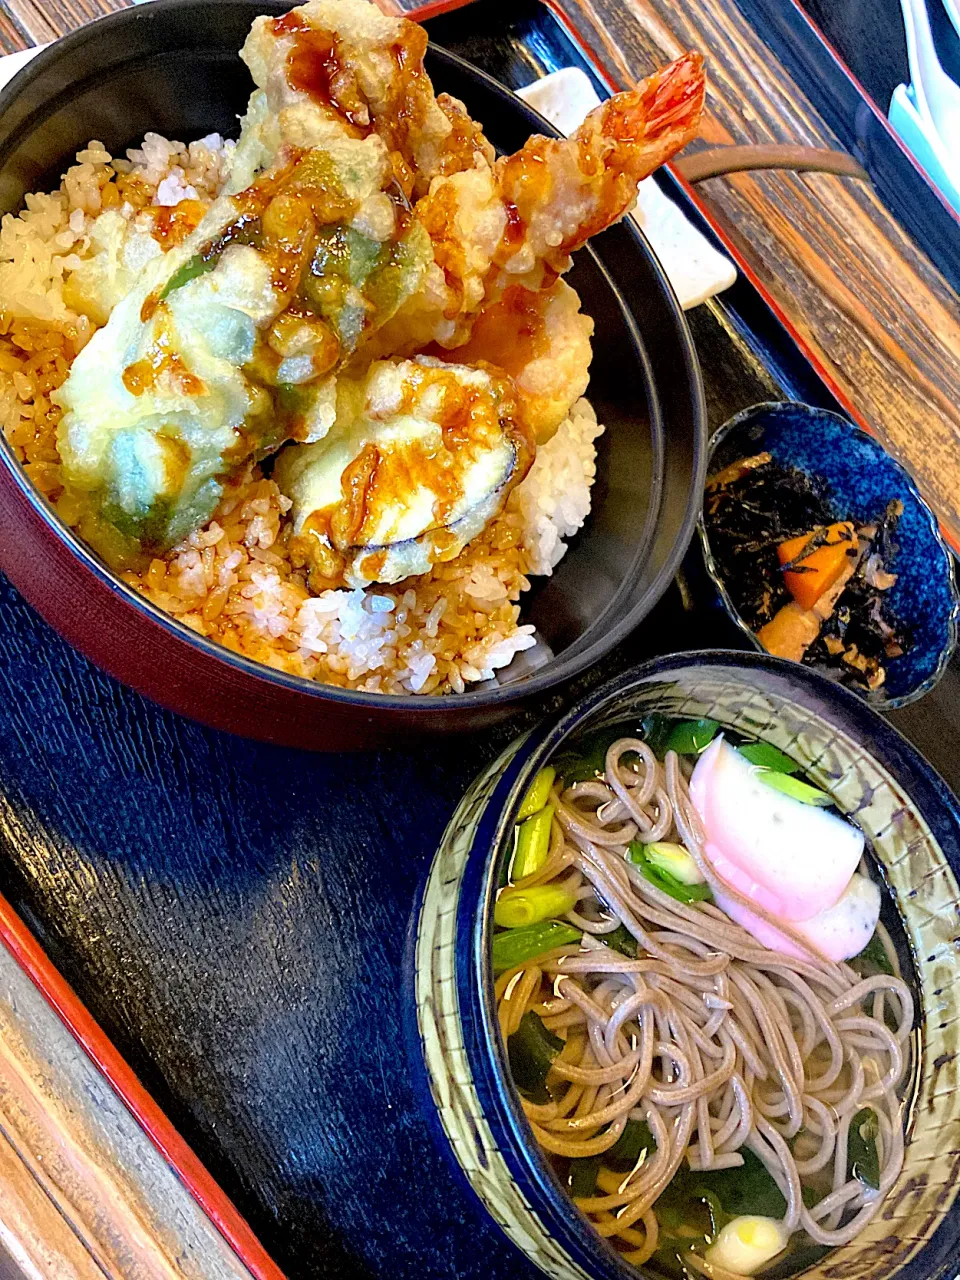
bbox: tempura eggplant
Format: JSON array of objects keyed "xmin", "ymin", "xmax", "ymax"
[{"xmin": 274, "ymin": 357, "xmax": 532, "ymax": 588}]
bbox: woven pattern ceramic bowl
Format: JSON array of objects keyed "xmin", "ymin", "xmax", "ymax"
[{"xmin": 408, "ymin": 651, "xmax": 960, "ymax": 1280}]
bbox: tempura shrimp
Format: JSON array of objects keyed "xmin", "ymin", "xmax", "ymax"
[
  {"xmin": 439, "ymin": 278, "xmax": 594, "ymax": 442},
  {"xmin": 497, "ymin": 51, "xmax": 705, "ymax": 271},
  {"xmin": 389, "ymin": 51, "xmax": 706, "ymax": 349}
]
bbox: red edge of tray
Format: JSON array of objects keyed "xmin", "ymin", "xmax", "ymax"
[
  {"xmin": 0, "ymin": 889, "xmax": 288, "ymax": 1280},
  {"xmin": 418, "ymin": 0, "xmax": 960, "ymax": 557}
]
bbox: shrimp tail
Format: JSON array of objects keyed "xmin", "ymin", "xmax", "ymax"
[
  {"xmin": 580, "ymin": 51, "xmax": 706, "ymax": 183},
  {"xmin": 494, "ymin": 51, "xmax": 706, "ymax": 265}
]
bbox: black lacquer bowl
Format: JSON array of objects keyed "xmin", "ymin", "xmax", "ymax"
[
  {"xmin": 409, "ymin": 651, "xmax": 960, "ymax": 1280},
  {"xmin": 0, "ymin": 0, "xmax": 706, "ymax": 749}
]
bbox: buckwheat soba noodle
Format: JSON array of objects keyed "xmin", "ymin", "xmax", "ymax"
[{"xmin": 493, "ymin": 720, "xmax": 914, "ymax": 1277}]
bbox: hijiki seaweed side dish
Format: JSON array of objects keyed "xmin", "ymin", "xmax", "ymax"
[
  {"xmin": 703, "ymin": 455, "xmax": 910, "ymax": 693},
  {"xmin": 0, "ymin": 0, "xmax": 706, "ymax": 695}
]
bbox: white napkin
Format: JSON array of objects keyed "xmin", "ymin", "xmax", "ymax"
[
  {"xmin": 0, "ymin": 43, "xmax": 44, "ymax": 90},
  {"xmin": 516, "ymin": 67, "xmax": 736, "ymax": 309}
]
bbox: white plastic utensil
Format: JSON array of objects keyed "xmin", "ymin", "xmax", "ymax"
[
  {"xmin": 889, "ymin": 81, "xmax": 960, "ymax": 212},
  {"xmin": 899, "ymin": 0, "xmax": 960, "ymax": 155}
]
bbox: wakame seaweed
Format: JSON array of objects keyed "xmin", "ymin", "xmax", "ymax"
[
  {"xmin": 604, "ymin": 923, "xmax": 639, "ymax": 958},
  {"xmin": 568, "ymin": 1155, "xmax": 600, "ymax": 1199},
  {"xmin": 848, "ymin": 1108, "xmax": 881, "ymax": 1190},
  {"xmin": 553, "ymin": 714, "xmax": 721, "ymax": 786},
  {"xmin": 606, "ymin": 1119, "xmax": 656, "ymax": 1172},
  {"xmin": 657, "ymin": 1147, "xmax": 788, "ymax": 1224},
  {"xmin": 851, "ymin": 929, "xmax": 895, "ymax": 978},
  {"xmin": 507, "ymin": 1011, "xmax": 563, "ymax": 1104}
]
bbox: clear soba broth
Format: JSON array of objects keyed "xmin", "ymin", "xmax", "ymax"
[{"xmin": 492, "ymin": 714, "xmax": 917, "ymax": 1279}]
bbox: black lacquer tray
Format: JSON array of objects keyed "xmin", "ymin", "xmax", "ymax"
[{"xmin": 0, "ymin": 4, "xmax": 958, "ymax": 1279}]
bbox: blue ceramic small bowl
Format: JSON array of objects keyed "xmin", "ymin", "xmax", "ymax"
[
  {"xmin": 698, "ymin": 402, "xmax": 959, "ymax": 709},
  {"xmin": 407, "ymin": 651, "xmax": 960, "ymax": 1280}
]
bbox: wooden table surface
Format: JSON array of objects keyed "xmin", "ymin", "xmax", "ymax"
[{"xmin": 10, "ymin": 0, "xmax": 958, "ymax": 548}]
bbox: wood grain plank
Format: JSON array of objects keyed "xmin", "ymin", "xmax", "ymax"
[
  {"xmin": 0, "ymin": 8, "xmax": 28, "ymax": 54},
  {"xmin": 0, "ymin": 1, "xmax": 57, "ymax": 43},
  {"xmin": 0, "ymin": 911, "xmax": 267, "ymax": 1280},
  {"xmin": 3, "ymin": 0, "xmax": 129, "ymax": 44},
  {"xmin": 0, "ymin": 1125, "xmax": 107, "ymax": 1279}
]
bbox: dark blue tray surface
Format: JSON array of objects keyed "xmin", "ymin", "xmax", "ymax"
[{"xmin": 1, "ymin": 6, "xmax": 959, "ymax": 1279}]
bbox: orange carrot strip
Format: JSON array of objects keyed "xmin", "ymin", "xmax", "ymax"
[{"xmin": 777, "ymin": 521, "xmax": 856, "ymax": 611}]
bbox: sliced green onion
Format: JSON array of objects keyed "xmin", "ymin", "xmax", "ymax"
[
  {"xmin": 495, "ymin": 883, "xmax": 578, "ymax": 929},
  {"xmin": 848, "ymin": 1108, "xmax": 880, "ymax": 1189},
  {"xmin": 638, "ymin": 864, "xmax": 713, "ymax": 904},
  {"xmin": 492, "ymin": 920, "xmax": 581, "ymax": 974},
  {"xmin": 512, "ymin": 805, "xmax": 554, "ymax": 880},
  {"xmin": 665, "ymin": 718, "xmax": 720, "ymax": 756},
  {"xmin": 603, "ymin": 924, "xmax": 638, "ymax": 958},
  {"xmin": 606, "ymin": 1119, "xmax": 657, "ymax": 1172},
  {"xmin": 628, "ymin": 840, "xmax": 713, "ymax": 904},
  {"xmin": 517, "ymin": 767, "xmax": 556, "ymax": 821},
  {"xmin": 159, "ymin": 252, "xmax": 217, "ymax": 300},
  {"xmin": 569, "ymin": 1155, "xmax": 600, "ymax": 1199},
  {"xmin": 704, "ymin": 1215, "xmax": 790, "ymax": 1273},
  {"xmin": 757, "ymin": 771, "xmax": 832, "ymax": 806},
  {"xmin": 507, "ymin": 1011, "xmax": 563, "ymax": 1104},
  {"xmin": 738, "ymin": 742, "xmax": 800, "ymax": 774},
  {"xmin": 851, "ymin": 929, "xmax": 895, "ymax": 978},
  {"xmin": 645, "ymin": 841, "xmax": 706, "ymax": 886}
]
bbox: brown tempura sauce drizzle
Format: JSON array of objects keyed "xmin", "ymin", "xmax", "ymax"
[
  {"xmin": 112, "ymin": 9, "xmax": 541, "ymax": 574},
  {"xmin": 292, "ymin": 360, "xmax": 533, "ymax": 591}
]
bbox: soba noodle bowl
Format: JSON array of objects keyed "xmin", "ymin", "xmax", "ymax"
[{"xmin": 493, "ymin": 724, "xmax": 914, "ymax": 1277}]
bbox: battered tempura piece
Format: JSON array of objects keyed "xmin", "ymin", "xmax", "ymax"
[
  {"xmin": 432, "ymin": 278, "xmax": 595, "ymax": 442},
  {"xmin": 55, "ymin": 0, "xmax": 704, "ymax": 576},
  {"xmin": 380, "ymin": 52, "xmax": 705, "ymax": 346},
  {"xmin": 372, "ymin": 50, "xmax": 704, "ymax": 438},
  {"xmin": 233, "ymin": 0, "xmax": 494, "ymax": 196},
  {"xmin": 275, "ymin": 356, "xmax": 533, "ymax": 588}
]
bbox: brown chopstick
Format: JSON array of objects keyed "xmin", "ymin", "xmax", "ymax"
[{"xmin": 674, "ymin": 145, "xmax": 870, "ymax": 183}]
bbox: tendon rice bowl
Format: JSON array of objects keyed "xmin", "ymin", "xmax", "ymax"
[
  {"xmin": 0, "ymin": 0, "xmax": 705, "ymax": 699},
  {"xmin": 0, "ymin": 135, "xmax": 602, "ymax": 695}
]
